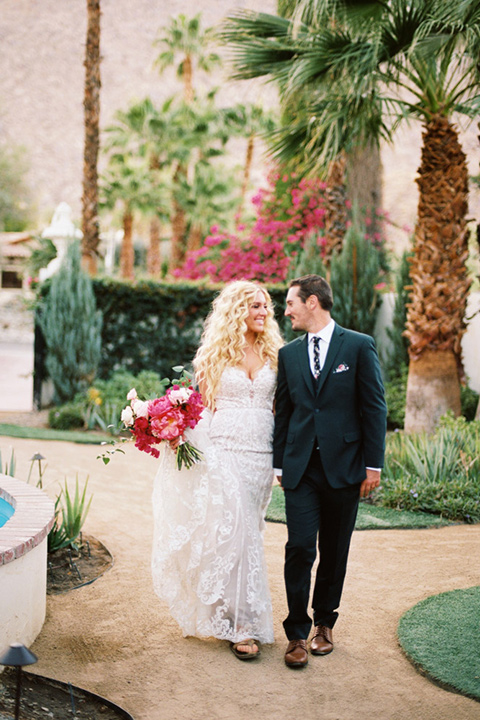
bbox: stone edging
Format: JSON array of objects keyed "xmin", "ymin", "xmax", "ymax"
[{"xmin": 0, "ymin": 473, "xmax": 55, "ymax": 566}]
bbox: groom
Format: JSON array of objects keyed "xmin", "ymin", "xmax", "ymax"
[{"xmin": 273, "ymin": 275, "xmax": 387, "ymax": 668}]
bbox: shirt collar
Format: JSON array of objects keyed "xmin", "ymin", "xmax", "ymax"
[{"xmin": 308, "ymin": 319, "xmax": 335, "ymax": 344}]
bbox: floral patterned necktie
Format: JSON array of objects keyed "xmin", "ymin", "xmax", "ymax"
[{"xmin": 313, "ymin": 336, "xmax": 321, "ymax": 379}]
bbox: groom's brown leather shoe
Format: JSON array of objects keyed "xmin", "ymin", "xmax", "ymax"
[
  {"xmin": 310, "ymin": 625, "xmax": 334, "ymax": 655},
  {"xmin": 284, "ymin": 639, "xmax": 308, "ymax": 668}
]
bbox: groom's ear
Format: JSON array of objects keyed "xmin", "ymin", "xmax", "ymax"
[{"xmin": 306, "ymin": 294, "xmax": 318, "ymax": 310}]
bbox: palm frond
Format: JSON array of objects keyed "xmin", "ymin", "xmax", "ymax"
[{"xmin": 221, "ymin": 11, "xmax": 294, "ymax": 42}]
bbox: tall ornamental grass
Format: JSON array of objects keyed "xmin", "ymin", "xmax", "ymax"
[{"xmin": 376, "ymin": 416, "xmax": 480, "ymax": 523}]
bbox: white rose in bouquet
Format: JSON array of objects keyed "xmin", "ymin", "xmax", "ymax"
[{"xmin": 121, "ymin": 405, "xmax": 134, "ymax": 427}]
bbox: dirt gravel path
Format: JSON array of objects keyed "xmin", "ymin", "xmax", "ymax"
[{"xmin": 3, "ymin": 436, "xmax": 480, "ymax": 720}]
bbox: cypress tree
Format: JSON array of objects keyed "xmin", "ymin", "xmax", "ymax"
[
  {"xmin": 287, "ymin": 232, "xmax": 327, "ymax": 280},
  {"xmin": 39, "ymin": 241, "xmax": 103, "ymax": 404},
  {"xmin": 385, "ymin": 249, "xmax": 412, "ymax": 380},
  {"xmin": 329, "ymin": 224, "xmax": 382, "ymax": 336}
]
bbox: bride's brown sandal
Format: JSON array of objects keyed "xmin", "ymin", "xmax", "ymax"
[{"xmin": 230, "ymin": 639, "xmax": 261, "ymax": 661}]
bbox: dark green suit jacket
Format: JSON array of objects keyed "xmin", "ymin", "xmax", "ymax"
[{"xmin": 273, "ymin": 324, "xmax": 387, "ymax": 490}]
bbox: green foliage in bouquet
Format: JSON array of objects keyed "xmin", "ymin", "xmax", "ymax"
[
  {"xmin": 329, "ymin": 224, "xmax": 383, "ymax": 337},
  {"xmin": 38, "ymin": 241, "xmax": 103, "ymax": 404}
]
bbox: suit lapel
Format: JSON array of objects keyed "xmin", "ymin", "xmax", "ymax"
[
  {"xmin": 316, "ymin": 324, "xmax": 345, "ymax": 395},
  {"xmin": 295, "ymin": 335, "xmax": 315, "ymax": 396}
]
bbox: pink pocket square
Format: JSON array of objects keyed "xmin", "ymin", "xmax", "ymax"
[{"xmin": 333, "ymin": 363, "xmax": 349, "ymax": 374}]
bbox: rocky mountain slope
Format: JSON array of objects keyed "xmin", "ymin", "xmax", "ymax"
[{"xmin": 1, "ymin": 0, "xmax": 479, "ymax": 252}]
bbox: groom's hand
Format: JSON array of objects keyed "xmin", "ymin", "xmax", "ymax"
[
  {"xmin": 359, "ymin": 468, "xmax": 380, "ymax": 498},
  {"xmin": 276, "ymin": 474, "xmax": 284, "ymax": 490}
]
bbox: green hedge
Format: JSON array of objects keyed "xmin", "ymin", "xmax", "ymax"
[{"xmin": 34, "ymin": 279, "xmax": 290, "ymax": 394}]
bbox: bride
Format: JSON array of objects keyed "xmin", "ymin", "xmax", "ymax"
[{"xmin": 151, "ymin": 281, "xmax": 283, "ymax": 660}]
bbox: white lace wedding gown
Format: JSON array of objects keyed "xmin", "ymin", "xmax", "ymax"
[{"xmin": 151, "ymin": 364, "xmax": 276, "ymax": 644}]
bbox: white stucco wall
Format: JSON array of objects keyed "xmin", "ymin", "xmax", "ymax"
[
  {"xmin": 0, "ymin": 474, "xmax": 54, "ymax": 662},
  {"xmin": 0, "ymin": 539, "xmax": 48, "ymax": 653}
]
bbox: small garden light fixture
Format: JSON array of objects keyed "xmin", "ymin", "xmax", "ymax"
[
  {"xmin": 0, "ymin": 642, "xmax": 38, "ymax": 720},
  {"xmin": 28, "ymin": 452, "xmax": 46, "ymax": 488}
]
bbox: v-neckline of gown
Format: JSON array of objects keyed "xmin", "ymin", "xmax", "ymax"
[{"xmin": 232, "ymin": 363, "xmax": 268, "ymax": 384}]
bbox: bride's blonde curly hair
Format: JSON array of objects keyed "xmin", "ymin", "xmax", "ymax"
[{"xmin": 193, "ymin": 281, "xmax": 284, "ymax": 409}]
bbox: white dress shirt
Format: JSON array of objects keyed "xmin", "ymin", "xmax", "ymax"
[{"xmin": 307, "ymin": 319, "xmax": 336, "ymax": 375}]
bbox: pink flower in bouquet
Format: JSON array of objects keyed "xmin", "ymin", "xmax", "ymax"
[
  {"xmin": 120, "ymin": 371, "xmax": 204, "ymax": 468},
  {"xmin": 150, "ymin": 406, "xmax": 185, "ymax": 441},
  {"xmin": 168, "ymin": 386, "xmax": 192, "ymax": 405}
]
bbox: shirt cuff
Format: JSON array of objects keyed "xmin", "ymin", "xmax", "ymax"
[{"xmin": 274, "ymin": 468, "xmax": 282, "ymax": 476}]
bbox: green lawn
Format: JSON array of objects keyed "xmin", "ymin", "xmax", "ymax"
[
  {"xmin": 0, "ymin": 424, "xmax": 111, "ymax": 445},
  {"xmin": 398, "ymin": 587, "xmax": 480, "ymax": 700},
  {"xmin": 266, "ymin": 485, "xmax": 451, "ymax": 529}
]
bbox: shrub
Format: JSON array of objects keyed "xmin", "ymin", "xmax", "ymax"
[
  {"xmin": 48, "ymin": 476, "xmax": 93, "ymax": 552},
  {"xmin": 460, "ymin": 384, "xmax": 479, "ymax": 422},
  {"xmin": 384, "ymin": 250, "xmax": 412, "ymax": 380},
  {"xmin": 375, "ymin": 418, "xmax": 480, "ymax": 522},
  {"xmin": 37, "ymin": 241, "xmax": 103, "ymax": 403},
  {"xmin": 175, "ymin": 172, "xmax": 328, "ymax": 283},
  {"xmin": 384, "ymin": 365, "xmax": 408, "ymax": 429},
  {"xmin": 48, "ymin": 404, "xmax": 85, "ymax": 430},
  {"xmin": 55, "ymin": 369, "xmax": 171, "ymax": 435},
  {"xmin": 329, "ymin": 223, "xmax": 383, "ymax": 336},
  {"xmin": 34, "ymin": 280, "xmax": 289, "ymax": 389}
]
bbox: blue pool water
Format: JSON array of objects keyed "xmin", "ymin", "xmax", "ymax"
[{"xmin": 0, "ymin": 497, "xmax": 14, "ymax": 528}]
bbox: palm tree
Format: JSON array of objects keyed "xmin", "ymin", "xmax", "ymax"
[
  {"xmin": 104, "ymin": 98, "xmax": 170, "ymax": 276},
  {"xmin": 223, "ymin": 1, "xmax": 480, "ymax": 433},
  {"xmin": 182, "ymin": 161, "xmax": 238, "ymax": 253},
  {"xmin": 101, "ymin": 153, "xmax": 169, "ymax": 281},
  {"xmin": 104, "ymin": 95, "xmax": 234, "ymax": 272},
  {"xmin": 154, "ymin": 14, "xmax": 221, "ymax": 104},
  {"xmin": 81, "ymin": 0, "xmax": 101, "ymax": 275},
  {"xmin": 154, "ymin": 15, "xmax": 223, "ymax": 268},
  {"xmin": 223, "ymin": 104, "xmax": 277, "ymax": 214}
]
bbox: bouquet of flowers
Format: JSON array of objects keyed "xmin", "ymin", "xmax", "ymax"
[{"xmin": 120, "ymin": 368, "xmax": 204, "ymax": 470}]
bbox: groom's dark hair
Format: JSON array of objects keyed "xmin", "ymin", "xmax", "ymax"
[{"xmin": 289, "ymin": 274, "xmax": 333, "ymax": 311}]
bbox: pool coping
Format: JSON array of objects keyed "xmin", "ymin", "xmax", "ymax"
[{"xmin": 0, "ymin": 473, "xmax": 55, "ymax": 566}]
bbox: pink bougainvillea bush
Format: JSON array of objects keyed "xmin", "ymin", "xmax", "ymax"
[{"xmin": 174, "ymin": 171, "xmax": 329, "ymax": 284}]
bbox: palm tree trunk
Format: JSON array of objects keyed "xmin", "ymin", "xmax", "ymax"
[
  {"xmin": 322, "ymin": 154, "xmax": 347, "ymax": 267},
  {"xmin": 147, "ymin": 216, "xmax": 162, "ymax": 276},
  {"xmin": 345, "ymin": 140, "xmax": 383, "ymax": 235},
  {"xmin": 120, "ymin": 209, "xmax": 134, "ymax": 280},
  {"xmin": 170, "ymin": 166, "xmax": 187, "ymax": 271},
  {"xmin": 405, "ymin": 350, "xmax": 461, "ymax": 433},
  {"xmin": 404, "ymin": 115, "xmax": 470, "ymax": 432},
  {"xmin": 183, "ymin": 54, "xmax": 193, "ymax": 103},
  {"xmin": 81, "ymin": 0, "xmax": 101, "ymax": 276},
  {"xmin": 238, "ymin": 133, "xmax": 255, "ymax": 215},
  {"xmin": 186, "ymin": 223, "xmax": 203, "ymax": 253}
]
